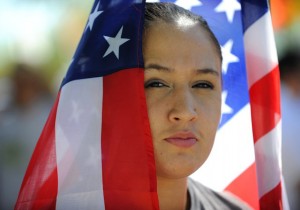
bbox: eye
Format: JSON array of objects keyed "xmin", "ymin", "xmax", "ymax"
[
  {"xmin": 144, "ymin": 80, "xmax": 168, "ymax": 88},
  {"xmin": 192, "ymin": 81, "xmax": 214, "ymax": 89}
]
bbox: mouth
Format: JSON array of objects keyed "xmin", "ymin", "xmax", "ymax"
[{"xmin": 164, "ymin": 131, "xmax": 198, "ymax": 148}]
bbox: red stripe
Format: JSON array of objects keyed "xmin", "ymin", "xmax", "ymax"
[
  {"xmin": 225, "ymin": 163, "xmax": 260, "ymax": 210},
  {"xmin": 15, "ymin": 93, "xmax": 60, "ymax": 210},
  {"xmin": 249, "ymin": 66, "xmax": 281, "ymax": 143},
  {"xmin": 249, "ymin": 65, "xmax": 283, "ymax": 208},
  {"xmin": 102, "ymin": 68, "xmax": 159, "ymax": 210},
  {"xmin": 260, "ymin": 182, "xmax": 283, "ymax": 210}
]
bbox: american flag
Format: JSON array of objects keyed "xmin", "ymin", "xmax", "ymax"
[
  {"xmin": 178, "ymin": 0, "xmax": 283, "ymax": 209},
  {"xmin": 15, "ymin": 1, "xmax": 159, "ymax": 209},
  {"xmin": 15, "ymin": 0, "xmax": 284, "ymax": 209}
]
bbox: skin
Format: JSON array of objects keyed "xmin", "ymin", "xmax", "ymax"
[{"xmin": 143, "ymin": 21, "xmax": 222, "ymax": 210}]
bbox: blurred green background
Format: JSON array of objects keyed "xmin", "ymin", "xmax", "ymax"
[{"xmin": 0, "ymin": 0, "xmax": 91, "ymax": 89}]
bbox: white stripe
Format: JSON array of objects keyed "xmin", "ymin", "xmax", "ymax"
[
  {"xmin": 55, "ymin": 78, "xmax": 105, "ymax": 210},
  {"xmin": 191, "ymin": 104, "xmax": 255, "ymax": 191},
  {"xmin": 244, "ymin": 11, "xmax": 278, "ymax": 88},
  {"xmin": 254, "ymin": 120, "xmax": 282, "ymax": 198}
]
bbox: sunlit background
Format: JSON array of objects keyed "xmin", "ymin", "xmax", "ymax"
[
  {"xmin": 0, "ymin": 0, "xmax": 300, "ymax": 209},
  {"xmin": 0, "ymin": 1, "xmax": 92, "ymax": 209},
  {"xmin": 0, "ymin": 0, "xmax": 91, "ymax": 88}
]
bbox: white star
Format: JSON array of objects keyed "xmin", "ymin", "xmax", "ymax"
[
  {"xmin": 215, "ymin": 0, "xmax": 241, "ymax": 23},
  {"xmin": 175, "ymin": 0, "xmax": 202, "ymax": 10},
  {"xmin": 221, "ymin": 91, "xmax": 233, "ymax": 115},
  {"xmin": 78, "ymin": 57, "xmax": 89, "ymax": 65},
  {"xmin": 69, "ymin": 100, "xmax": 83, "ymax": 123},
  {"xmin": 85, "ymin": 2, "xmax": 103, "ymax": 31},
  {"xmin": 221, "ymin": 39, "xmax": 239, "ymax": 74},
  {"xmin": 78, "ymin": 57, "xmax": 90, "ymax": 72},
  {"xmin": 103, "ymin": 26, "xmax": 130, "ymax": 59}
]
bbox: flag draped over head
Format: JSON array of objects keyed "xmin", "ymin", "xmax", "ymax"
[
  {"xmin": 15, "ymin": 0, "xmax": 159, "ymax": 209},
  {"xmin": 15, "ymin": 0, "xmax": 284, "ymax": 209}
]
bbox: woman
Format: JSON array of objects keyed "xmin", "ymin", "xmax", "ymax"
[
  {"xmin": 14, "ymin": 2, "xmax": 251, "ymax": 210},
  {"xmin": 143, "ymin": 3, "xmax": 250, "ymax": 209}
]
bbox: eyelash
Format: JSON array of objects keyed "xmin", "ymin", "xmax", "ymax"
[
  {"xmin": 144, "ymin": 80, "xmax": 168, "ymax": 88},
  {"xmin": 192, "ymin": 82, "xmax": 214, "ymax": 89},
  {"xmin": 144, "ymin": 80, "xmax": 214, "ymax": 89}
]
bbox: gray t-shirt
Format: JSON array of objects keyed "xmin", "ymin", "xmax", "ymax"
[{"xmin": 188, "ymin": 178, "xmax": 252, "ymax": 210}]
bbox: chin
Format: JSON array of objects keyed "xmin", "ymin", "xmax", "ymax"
[{"xmin": 156, "ymin": 157, "xmax": 205, "ymax": 180}]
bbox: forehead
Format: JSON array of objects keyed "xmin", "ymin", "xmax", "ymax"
[{"xmin": 143, "ymin": 22, "xmax": 221, "ymax": 72}]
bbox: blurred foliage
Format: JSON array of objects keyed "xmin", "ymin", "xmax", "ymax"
[{"xmin": 270, "ymin": 0, "xmax": 300, "ymax": 58}]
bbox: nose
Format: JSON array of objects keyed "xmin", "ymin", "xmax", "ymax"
[{"xmin": 168, "ymin": 89, "xmax": 198, "ymax": 123}]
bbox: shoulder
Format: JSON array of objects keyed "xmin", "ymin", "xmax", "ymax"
[{"xmin": 188, "ymin": 178, "xmax": 252, "ymax": 210}]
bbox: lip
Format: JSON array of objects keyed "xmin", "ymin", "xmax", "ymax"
[{"xmin": 164, "ymin": 131, "xmax": 198, "ymax": 148}]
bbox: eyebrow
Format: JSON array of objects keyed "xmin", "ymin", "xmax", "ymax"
[{"xmin": 144, "ymin": 63, "xmax": 220, "ymax": 77}]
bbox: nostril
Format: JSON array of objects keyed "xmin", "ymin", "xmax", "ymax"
[{"xmin": 174, "ymin": 117, "xmax": 180, "ymax": 121}]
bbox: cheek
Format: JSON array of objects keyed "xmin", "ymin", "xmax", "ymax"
[
  {"xmin": 147, "ymin": 100, "xmax": 167, "ymax": 133},
  {"xmin": 198, "ymin": 96, "xmax": 222, "ymax": 132},
  {"xmin": 145, "ymin": 92, "xmax": 164, "ymax": 132},
  {"xmin": 208, "ymin": 101, "xmax": 221, "ymax": 125}
]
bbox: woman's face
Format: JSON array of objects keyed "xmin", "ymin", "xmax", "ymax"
[{"xmin": 143, "ymin": 21, "xmax": 222, "ymax": 179}]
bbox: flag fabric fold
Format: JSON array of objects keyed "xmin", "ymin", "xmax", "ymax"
[{"xmin": 15, "ymin": 0, "xmax": 159, "ymax": 209}]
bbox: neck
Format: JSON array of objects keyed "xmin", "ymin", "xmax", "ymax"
[{"xmin": 157, "ymin": 176, "xmax": 190, "ymax": 210}]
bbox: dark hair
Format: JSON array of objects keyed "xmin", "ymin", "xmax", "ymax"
[{"xmin": 144, "ymin": 2, "xmax": 222, "ymax": 62}]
